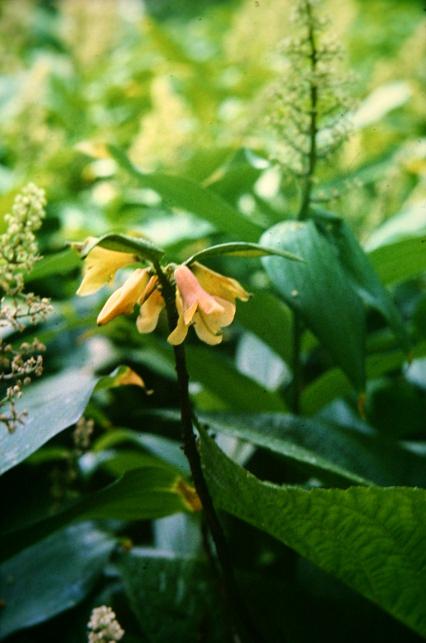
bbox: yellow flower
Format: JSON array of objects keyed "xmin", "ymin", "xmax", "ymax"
[
  {"xmin": 77, "ymin": 244, "xmax": 136, "ymax": 296},
  {"xmin": 167, "ymin": 264, "xmax": 247, "ymax": 346},
  {"xmin": 136, "ymin": 277, "xmax": 165, "ymax": 333},
  {"xmin": 97, "ymin": 268, "xmax": 151, "ymax": 325}
]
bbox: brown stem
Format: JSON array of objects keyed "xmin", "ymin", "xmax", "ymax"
[{"xmin": 154, "ymin": 261, "xmax": 267, "ymax": 643}]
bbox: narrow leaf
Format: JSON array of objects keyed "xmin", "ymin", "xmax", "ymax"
[{"xmin": 184, "ymin": 241, "xmax": 302, "ymax": 265}]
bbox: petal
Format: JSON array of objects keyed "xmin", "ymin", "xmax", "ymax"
[
  {"xmin": 167, "ymin": 293, "xmax": 189, "ymax": 345},
  {"xmin": 136, "ymin": 289, "xmax": 165, "ymax": 333},
  {"xmin": 97, "ymin": 268, "xmax": 150, "ymax": 325},
  {"xmin": 193, "ymin": 312, "xmax": 224, "ymax": 345},
  {"xmin": 174, "ymin": 265, "xmax": 223, "ymax": 324},
  {"xmin": 192, "ymin": 262, "xmax": 250, "ymax": 303},
  {"xmin": 77, "ymin": 245, "xmax": 136, "ymax": 296}
]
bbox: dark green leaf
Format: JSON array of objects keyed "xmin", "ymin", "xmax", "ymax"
[
  {"xmin": 79, "ymin": 232, "xmax": 164, "ymax": 262},
  {"xmin": 109, "ymin": 145, "xmax": 264, "ymax": 241},
  {"xmin": 26, "ymin": 248, "xmax": 81, "ymax": 282},
  {"xmin": 0, "ymin": 523, "xmax": 115, "ymax": 639},
  {"xmin": 200, "ymin": 412, "xmax": 426, "ymax": 487},
  {"xmin": 261, "ymin": 220, "xmax": 366, "ymax": 391},
  {"xmin": 0, "ymin": 466, "xmax": 190, "ymax": 561},
  {"xmin": 200, "ymin": 431, "xmax": 426, "ymax": 637},
  {"xmin": 117, "ymin": 548, "xmax": 226, "ymax": 643},
  {"xmin": 314, "ymin": 211, "xmax": 410, "ymax": 352}
]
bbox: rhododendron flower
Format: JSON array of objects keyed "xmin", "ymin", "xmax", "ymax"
[
  {"xmin": 167, "ymin": 264, "xmax": 249, "ymax": 346},
  {"xmin": 77, "ymin": 244, "xmax": 136, "ymax": 296}
]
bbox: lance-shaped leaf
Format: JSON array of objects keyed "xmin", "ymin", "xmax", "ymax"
[
  {"xmin": 184, "ymin": 241, "xmax": 302, "ymax": 265},
  {"xmin": 76, "ymin": 232, "xmax": 164, "ymax": 262},
  {"xmin": 0, "ymin": 523, "xmax": 115, "ymax": 640},
  {"xmin": 261, "ymin": 220, "xmax": 366, "ymax": 392},
  {"xmin": 200, "ymin": 430, "xmax": 426, "ymax": 638},
  {"xmin": 109, "ymin": 144, "xmax": 264, "ymax": 241},
  {"xmin": 313, "ymin": 210, "xmax": 410, "ymax": 353}
]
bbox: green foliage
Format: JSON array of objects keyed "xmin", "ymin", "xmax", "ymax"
[{"xmin": 0, "ymin": 0, "xmax": 425, "ymax": 641}]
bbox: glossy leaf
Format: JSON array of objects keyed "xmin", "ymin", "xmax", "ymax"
[
  {"xmin": 0, "ymin": 369, "xmax": 97, "ymax": 476},
  {"xmin": 0, "ymin": 523, "xmax": 115, "ymax": 639},
  {"xmin": 200, "ymin": 412, "xmax": 426, "ymax": 487},
  {"xmin": 261, "ymin": 220, "xmax": 366, "ymax": 392},
  {"xmin": 184, "ymin": 241, "xmax": 302, "ymax": 265},
  {"xmin": 109, "ymin": 145, "xmax": 264, "ymax": 241},
  {"xmin": 200, "ymin": 431, "xmax": 426, "ymax": 637}
]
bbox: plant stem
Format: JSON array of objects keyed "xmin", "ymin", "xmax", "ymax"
[
  {"xmin": 154, "ymin": 262, "xmax": 266, "ymax": 643},
  {"xmin": 291, "ymin": 0, "xmax": 319, "ymax": 413}
]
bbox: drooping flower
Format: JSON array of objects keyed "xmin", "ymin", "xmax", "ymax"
[
  {"xmin": 136, "ymin": 276, "xmax": 165, "ymax": 333},
  {"xmin": 77, "ymin": 244, "xmax": 136, "ymax": 296},
  {"xmin": 167, "ymin": 264, "xmax": 248, "ymax": 346},
  {"xmin": 97, "ymin": 267, "xmax": 151, "ymax": 325}
]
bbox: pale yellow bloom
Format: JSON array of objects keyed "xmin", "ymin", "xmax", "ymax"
[
  {"xmin": 167, "ymin": 265, "xmax": 237, "ymax": 346},
  {"xmin": 136, "ymin": 277, "xmax": 165, "ymax": 333},
  {"xmin": 97, "ymin": 268, "xmax": 151, "ymax": 325},
  {"xmin": 77, "ymin": 244, "xmax": 136, "ymax": 296}
]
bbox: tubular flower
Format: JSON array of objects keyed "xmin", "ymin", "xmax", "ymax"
[
  {"xmin": 77, "ymin": 244, "xmax": 136, "ymax": 296},
  {"xmin": 167, "ymin": 264, "xmax": 248, "ymax": 346},
  {"xmin": 97, "ymin": 268, "xmax": 152, "ymax": 325},
  {"xmin": 136, "ymin": 276, "xmax": 165, "ymax": 333}
]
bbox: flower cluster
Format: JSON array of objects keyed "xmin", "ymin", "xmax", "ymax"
[
  {"xmin": 77, "ymin": 246, "xmax": 249, "ymax": 346},
  {"xmin": 0, "ymin": 184, "xmax": 51, "ymax": 432},
  {"xmin": 267, "ymin": 0, "xmax": 353, "ymax": 176},
  {"xmin": 87, "ymin": 606, "xmax": 124, "ymax": 643}
]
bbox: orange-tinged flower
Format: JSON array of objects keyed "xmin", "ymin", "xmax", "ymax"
[
  {"xmin": 77, "ymin": 244, "xmax": 136, "ymax": 296},
  {"xmin": 191, "ymin": 262, "xmax": 250, "ymax": 304},
  {"xmin": 167, "ymin": 265, "xmax": 238, "ymax": 346},
  {"xmin": 97, "ymin": 268, "xmax": 151, "ymax": 325}
]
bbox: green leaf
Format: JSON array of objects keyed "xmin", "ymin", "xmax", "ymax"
[
  {"xmin": 185, "ymin": 344, "xmax": 287, "ymax": 412},
  {"xmin": 302, "ymin": 340, "xmax": 426, "ymax": 414},
  {"xmin": 78, "ymin": 232, "xmax": 164, "ymax": 262},
  {"xmin": 0, "ymin": 523, "xmax": 115, "ymax": 640},
  {"xmin": 117, "ymin": 548, "xmax": 226, "ymax": 643},
  {"xmin": 236, "ymin": 291, "xmax": 293, "ymax": 363},
  {"xmin": 369, "ymin": 236, "xmax": 426, "ymax": 285},
  {"xmin": 184, "ymin": 241, "xmax": 302, "ymax": 265},
  {"xmin": 261, "ymin": 220, "xmax": 366, "ymax": 392},
  {"xmin": 200, "ymin": 412, "xmax": 426, "ymax": 487},
  {"xmin": 109, "ymin": 145, "xmax": 264, "ymax": 241},
  {"xmin": 314, "ymin": 211, "xmax": 410, "ymax": 352},
  {"xmin": 0, "ymin": 466, "xmax": 190, "ymax": 561},
  {"xmin": 26, "ymin": 247, "xmax": 81, "ymax": 282},
  {"xmin": 200, "ymin": 431, "xmax": 426, "ymax": 637},
  {"xmin": 0, "ymin": 369, "xmax": 97, "ymax": 476}
]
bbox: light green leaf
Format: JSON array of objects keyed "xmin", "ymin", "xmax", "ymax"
[
  {"xmin": 109, "ymin": 145, "xmax": 264, "ymax": 241},
  {"xmin": 0, "ymin": 369, "xmax": 97, "ymax": 476},
  {"xmin": 261, "ymin": 220, "xmax": 366, "ymax": 392},
  {"xmin": 184, "ymin": 241, "xmax": 302, "ymax": 265},
  {"xmin": 0, "ymin": 523, "xmax": 115, "ymax": 640},
  {"xmin": 26, "ymin": 247, "xmax": 81, "ymax": 282},
  {"xmin": 369, "ymin": 236, "xmax": 426, "ymax": 285},
  {"xmin": 200, "ymin": 431, "xmax": 426, "ymax": 637}
]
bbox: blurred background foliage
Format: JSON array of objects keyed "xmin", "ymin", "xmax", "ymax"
[{"xmin": 0, "ymin": 0, "xmax": 425, "ymax": 642}]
